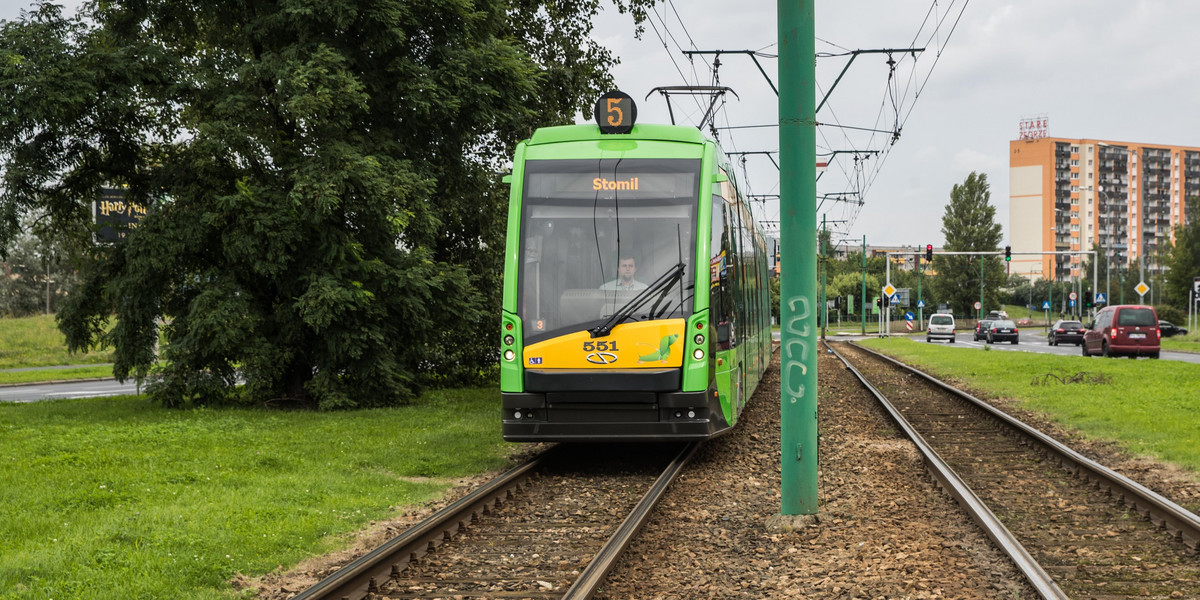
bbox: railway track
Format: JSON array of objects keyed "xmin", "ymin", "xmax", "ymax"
[
  {"xmin": 831, "ymin": 341, "xmax": 1200, "ymax": 599},
  {"xmin": 294, "ymin": 442, "xmax": 698, "ymax": 600}
]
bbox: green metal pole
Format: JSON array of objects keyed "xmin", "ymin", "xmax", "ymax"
[
  {"xmin": 778, "ymin": 0, "xmax": 817, "ymax": 516},
  {"xmin": 860, "ymin": 235, "xmax": 866, "ymax": 336}
]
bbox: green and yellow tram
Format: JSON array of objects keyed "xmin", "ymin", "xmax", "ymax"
[{"xmin": 499, "ymin": 92, "xmax": 772, "ymax": 441}]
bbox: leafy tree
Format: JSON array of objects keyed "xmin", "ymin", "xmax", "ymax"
[
  {"xmin": 931, "ymin": 172, "xmax": 1004, "ymax": 317},
  {"xmin": 1164, "ymin": 199, "xmax": 1200, "ymax": 309},
  {"xmin": 0, "ymin": 0, "xmax": 650, "ymax": 408}
]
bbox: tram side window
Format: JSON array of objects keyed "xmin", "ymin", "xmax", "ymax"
[
  {"xmin": 713, "ymin": 199, "xmax": 739, "ymax": 348},
  {"xmin": 739, "ymin": 202, "xmax": 755, "ymax": 341}
]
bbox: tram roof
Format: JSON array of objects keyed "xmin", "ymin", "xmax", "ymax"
[{"xmin": 526, "ymin": 124, "xmax": 711, "ymax": 147}]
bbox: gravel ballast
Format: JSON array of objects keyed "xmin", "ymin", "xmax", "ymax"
[{"xmin": 251, "ymin": 342, "xmax": 1200, "ymax": 599}]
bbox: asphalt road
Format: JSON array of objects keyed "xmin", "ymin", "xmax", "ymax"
[
  {"xmin": 0, "ymin": 378, "xmax": 143, "ymax": 403},
  {"xmin": 913, "ymin": 330, "xmax": 1200, "ymax": 364}
]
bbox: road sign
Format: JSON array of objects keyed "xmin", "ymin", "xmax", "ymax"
[
  {"xmin": 1070, "ymin": 300, "xmax": 1076, "ymax": 307},
  {"xmin": 974, "ymin": 301, "xmax": 981, "ymax": 310},
  {"xmin": 917, "ymin": 300, "xmax": 925, "ymax": 308},
  {"xmin": 883, "ymin": 283, "xmax": 896, "ymax": 297},
  {"xmin": 1095, "ymin": 292, "xmax": 1107, "ymax": 304},
  {"xmin": 1136, "ymin": 281, "xmax": 1149, "ymax": 297},
  {"xmin": 889, "ymin": 293, "xmax": 901, "ymax": 304},
  {"xmin": 1194, "ymin": 276, "xmax": 1200, "ymax": 295},
  {"xmin": 1042, "ymin": 301, "xmax": 1050, "ymax": 310},
  {"xmin": 905, "ymin": 312, "xmax": 914, "ymax": 321},
  {"xmin": 905, "ymin": 321, "xmax": 913, "ymax": 331},
  {"xmin": 1068, "ymin": 291, "xmax": 1077, "ymax": 301}
]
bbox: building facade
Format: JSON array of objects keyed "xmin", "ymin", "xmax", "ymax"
[{"xmin": 1009, "ymin": 137, "xmax": 1199, "ymax": 283}]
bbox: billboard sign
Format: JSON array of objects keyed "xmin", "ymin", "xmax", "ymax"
[{"xmin": 94, "ymin": 187, "xmax": 146, "ymax": 242}]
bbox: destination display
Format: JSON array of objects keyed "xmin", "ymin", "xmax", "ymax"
[{"xmin": 523, "ymin": 159, "xmax": 700, "ymax": 201}]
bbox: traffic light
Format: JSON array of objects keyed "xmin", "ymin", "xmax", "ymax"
[
  {"xmin": 1004, "ymin": 245, "xmax": 1011, "ymax": 261},
  {"xmin": 925, "ymin": 244, "xmax": 933, "ymax": 261},
  {"xmin": 1084, "ymin": 290, "xmax": 1093, "ymax": 308}
]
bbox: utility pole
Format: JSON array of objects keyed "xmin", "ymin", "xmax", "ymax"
[
  {"xmin": 860, "ymin": 236, "xmax": 866, "ymax": 336},
  {"xmin": 778, "ymin": 0, "xmax": 817, "ymax": 516},
  {"xmin": 820, "ymin": 214, "xmax": 827, "ymax": 338},
  {"xmin": 916, "ymin": 251, "xmax": 922, "ymax": 329}
]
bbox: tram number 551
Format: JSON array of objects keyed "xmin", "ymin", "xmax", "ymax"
[{"xmin": 594, "ymin": 91, "xmax": 637, "ymax": 135}]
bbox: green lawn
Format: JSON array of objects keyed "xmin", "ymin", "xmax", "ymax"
[
  {"xmin": 0, "ymin": 314, "xmax": 113, "ymax": 370},
  {"xmin": 856, "ymin": 338, "xmax": 1200, "ymax": 488},
  {"xmin": 0, "ymin": 389, "xmax": 511, "ymax": 599}
]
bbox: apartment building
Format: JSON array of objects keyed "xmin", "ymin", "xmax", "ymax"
[{"xmin": 1009, "ymin": 137, "xmax": 1199, "ymax": 282}]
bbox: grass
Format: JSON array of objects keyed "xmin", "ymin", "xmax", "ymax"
[
  {"xmin": 856, "ymin": 337, "xmax": 1200, "ymax": 479},
  {"xmin": 1162, "ymin": 331, "xmax": 1200, "ymax": 353},
  {"xmin": 0, "ymin": 314, "xmax": 113, "ymax": 370},
  {"xmin": 0, "ymin": 365, "xmax": 114, "ymax": 386},
  {"xmin": 0, "ymin": 388, "xmax": 512, "ymax": 599}
]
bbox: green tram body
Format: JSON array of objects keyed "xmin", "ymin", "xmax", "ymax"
[{"xmin": 499, "ymin": 123, "xmax": 773, "ymax": 442}]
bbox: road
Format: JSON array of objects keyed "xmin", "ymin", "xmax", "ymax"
[
  {"xmin": 0, "ymin": 378, "xmax": 143, "ymax": 403},
  {"xmin": 915, "ymin": 330, "xmax": 1200, "ymax": 364}
]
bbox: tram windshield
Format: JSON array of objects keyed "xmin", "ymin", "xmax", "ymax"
[{"xmin": 518, "ymin": 158, "xmax": 700, "ymax": 343}]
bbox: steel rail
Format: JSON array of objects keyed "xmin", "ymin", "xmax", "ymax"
[
  {"xmin": 293, "ymin": 447, "xmax": 554, "ymax": 600},
  {"xmin": 826, "ymin": 342, "xmax": 1069, "ymax": 600},
  {"xmin": 561, "ymin": 441, "xmax": 700, "ymax": 600},
  {"xmin": 856, "ymin": 342, "xmax": 1200, "ymax": 551}
]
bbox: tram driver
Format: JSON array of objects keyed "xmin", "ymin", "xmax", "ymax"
[{"xmin": 599, "ymin": 255, "xmax": 647, "ymax": 291}]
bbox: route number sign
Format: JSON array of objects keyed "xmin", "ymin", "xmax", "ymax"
[{"xmin": 594, "ymin": 91, "xmax": 636, "ymax": 134}]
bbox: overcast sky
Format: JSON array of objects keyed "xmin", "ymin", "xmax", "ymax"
[
  {"xmin": 592, "ymin": 0, "xmax": 1200, "ymax": 249},
  {"xmin": 6, "ymin": 1, "xmax": 1199, "ymax": 249}
]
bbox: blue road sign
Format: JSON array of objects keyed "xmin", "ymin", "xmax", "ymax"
[
  {"xmin": 1070, "ymin": 299, "xmax": 1076, "ymax": 308},
  {"xmin": 1042, "ymin": 301, "xmax": 1050, "ymax": 310},
  {"xmin": 917, "ymin": 300, "xmax": 925, "ymax": 308},
  {"xmin": 889, "ymin": 293, "xmax": 901, "ymax": 303},
  {"xmin": 1095, "ymin": 292, "xmax": 1107, "ymax": 304},
  {"xmin": 905, "ymin": 312, "xmax": 914, "ymax": 321}
]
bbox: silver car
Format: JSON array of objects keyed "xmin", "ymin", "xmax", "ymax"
[{"xmin": 926, "ymin": 313, "xmax": 956, "ymax": 343}]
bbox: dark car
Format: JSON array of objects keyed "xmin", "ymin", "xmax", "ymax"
[
  {"xmin": 1159, "ymin": 320, "xmax": 1188, "ymax": 338},
  {"xmin": 1048, "ymin": 320, "xmax": 1085, "ymax": 346},
  {"xmin": 973, "ymin": 319, "xmax": 993, "ymax": 341},
  {"xmin": 1083, "ymin": 305, "xmax": 1160, "ymax": 359},
  {"xmin": 986, "ymin": 319, "xmax": 1019, "ymax": 344}
]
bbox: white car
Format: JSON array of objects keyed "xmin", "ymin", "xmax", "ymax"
[{"xmin": 926, "ymin": 313, "xmax": 956, "ymax": 343}]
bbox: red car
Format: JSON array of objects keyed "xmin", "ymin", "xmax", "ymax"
[{"xmin": 1082, "ymin": 305, "xmax": 1160, "ymax": 359}]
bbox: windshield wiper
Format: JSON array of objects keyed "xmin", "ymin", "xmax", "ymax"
[{"xmin": 589, "ymin": 262, "xmax": 686, "ymax": 338}]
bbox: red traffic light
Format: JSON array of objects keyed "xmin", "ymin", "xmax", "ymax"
[{"xmin": 925, "ymin": 244, "xmax": 933, "ymax": 261}]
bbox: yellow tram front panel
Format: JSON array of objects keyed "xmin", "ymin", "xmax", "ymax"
[{"xmin": 523, "ymin": 319, "xmax": 685, "ymax": 369}]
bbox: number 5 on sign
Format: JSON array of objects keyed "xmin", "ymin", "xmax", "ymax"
[
  {"xmin": 594, "ymin": 91, "xmax": 637, "ymax": 134},
  {"xmin": 606, "ymin": 98, "xmax": 624, "ymax": 126}
]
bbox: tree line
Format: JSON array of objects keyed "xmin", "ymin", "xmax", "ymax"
[{"xmin": 0, "ymin": 0, "xmax": 653, "ymax": 408}]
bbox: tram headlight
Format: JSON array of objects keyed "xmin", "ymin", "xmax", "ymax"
[
  {"xmin": 504, "ymin": 349, "xmax": 515, "ymax": 361},
  {"xmin": 503, "ymin": 335, "xmax": 514, "ymax": 346},
  {"xmin": 693, "ymin": 334, "xmax": 704, "ymax": 345},
  {"xmin": 692, "ymin": 349, "xmax": 704, "ymax": 360}
]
